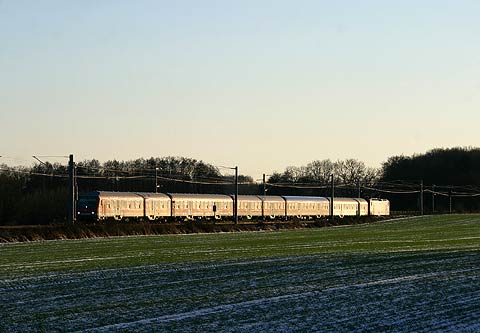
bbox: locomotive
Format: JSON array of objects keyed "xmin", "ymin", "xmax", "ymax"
[{"xmin": 77, "ymin": 191, "xmax": 390, "ymax": 221}]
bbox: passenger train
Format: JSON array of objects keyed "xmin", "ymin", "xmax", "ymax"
[{"xmin": 77, "ymin": 191, "xmax": 390, "ymax": 221}]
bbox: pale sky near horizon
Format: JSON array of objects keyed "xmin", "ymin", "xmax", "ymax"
[{"xmin": 1, "ymin": 0, "xmax": 479, "ymax": 179}]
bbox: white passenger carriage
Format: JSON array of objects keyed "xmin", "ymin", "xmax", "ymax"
[
  {"xmin": 168, "ymin": 193, "xmax": 233, "ymax": 219},
  {"xmin": 260, "ymin": 196, "xmax": 286, "ymax": 219},
  {"xmin": 235, "ymin": 195, "xmax": 263, "ymax": 219},
  {"xmin": 92, "ymin": 192, "xmax": 144, "ymax": 220},
  {"xmin": 328, "ymin": 197, "xmax": 367, "ymax": 217},
  {"xmin": 283, "ymin": 196, "xmax": 330, "ymax": 218},
  {"xmin": 137, "ymin": 193, "xmax": 171, "ymax": 221}
]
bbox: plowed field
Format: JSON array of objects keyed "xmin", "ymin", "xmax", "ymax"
[{"xmin": 1, "ymin": 215, "xmax": 479, "ymax": 332}]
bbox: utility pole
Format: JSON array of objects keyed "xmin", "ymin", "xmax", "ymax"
[
  {"xmin": 330, "ymin": 174, "xmax": 334, "ymax": 222},
  {"xmin": 68, "ymin": 154, "xmax": 76, "ymax": 224},
  {"xmin": 449, "ymin": 188, "xmax": 453, "ymax": 214},
  {"xmin": 357, "ymin": 180, "xmax": 361, "ymax": 198},
  {"xmin": 263, "ymin": 173, "xmax": 266, "ymax": 198},
  {"xmin": 432, "ymin": 184, "xmax": 435, "ymax": 214},
  {"xmin": 155, "ymin": 167, "xmax": 159, "ymax": 193},
  {"xmin": 262, "ymin": 173, "xmax": 266, "ymax": 221},
  {"xmin": 234, "ymin": 166, "xmax": 238, "ymax": 224},
  {"xmin": 420, "ymin": 180, "xmax": 424, "ymax": 216}
]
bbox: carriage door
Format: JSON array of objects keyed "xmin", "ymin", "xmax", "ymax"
[
  {"xmin": 113, "ymin": 200, "xmax": 121, "ymax": 218},
  {"xmin": 188, "ymin": 200, "xmax": 192, "ymax": 217},
  {"xmin": 172, "ymin": 201, "xmax": 176, "ymax": 217},
  {"xmin": 100, "ymin": 199, "xmax": 105, "ymax": 217}
]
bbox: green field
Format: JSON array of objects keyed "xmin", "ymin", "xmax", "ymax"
[{"xmin": 1, "ymin": 215, "xmax": 479, "ymax": 332}]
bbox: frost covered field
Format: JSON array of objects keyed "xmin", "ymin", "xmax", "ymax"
[{"xmin": 1, "ymin": 215, "xmax": 479, "ymax": 332}]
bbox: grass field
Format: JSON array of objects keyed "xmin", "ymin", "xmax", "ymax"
[{"xmin": 1, "ymin": 215, "xmax": 479, "ymax": 332}]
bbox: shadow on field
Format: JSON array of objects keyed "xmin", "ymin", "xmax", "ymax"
[{"xmin": 0, "ymin": 216, "xmax": 391, "ymax": 243}]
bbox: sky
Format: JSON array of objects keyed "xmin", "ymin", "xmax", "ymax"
[{"xmin": 1, "ymin": 0, "xmax": 479, "ymax": 179}]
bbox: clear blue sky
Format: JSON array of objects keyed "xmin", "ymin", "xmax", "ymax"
[{"xmin": 1, "ymin": 0, "xmax": 479, "ymax": 178}]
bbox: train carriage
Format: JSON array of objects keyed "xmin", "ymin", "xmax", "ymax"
[
  {"xmin": 137, "ymin": 193, "xmax": 171, "ymax": 220},
  {"xmin": 260, "ymin": 196, "xmax": 286, "ymax": 219},
  {"xmin": 101, "ymin": 192, "xmax": 144, "ymax": 220},
  {"xmin": 282, "ymin": 196, "xmax": 329, "ymax": 218},
  {"xmin": 234, "ymin": 195, "xmax": 263, "ymax": 219},
  {"xmin": 168, "ymin": 193, "xmax": 233, "ymax": 219},
  {"xmin": 328, "ymin": 197, "xmax": 363, "ymax": 217},
  {"xmin": 78, "ymin": 191, "xmax": 144, "ymax": 220}
]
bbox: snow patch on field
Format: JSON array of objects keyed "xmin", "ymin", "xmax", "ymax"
[
  {"xmin": 78, "ymin": 267, "xmax": 480, "ymax": 332},
  {"xmin": 1, "ymin": 251, "xmax": 479, "ymax": 332}
]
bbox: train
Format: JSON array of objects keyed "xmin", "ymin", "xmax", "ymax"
[{"xmin": 77, "ymin": 191, "xmax": 390, "ymax": 221}]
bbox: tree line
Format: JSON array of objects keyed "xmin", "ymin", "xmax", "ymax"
[
  {"xmin": 1, "ymin": 147, "xmax": 480, "ymax": 225},
  {"xmin": 267, "ymin": 147, "xmax": 480, "ymax": 213}
]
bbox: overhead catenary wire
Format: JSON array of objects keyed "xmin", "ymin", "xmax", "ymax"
[
  {"xmin": 357, "ymin": 186, "xmax": 421, "ymax": 194},
  {"xmin": 266, "ymin": 183, "xmax": 334, "ymax": 189},
  {"xmin": 32, "ymin": 155, "xmax": 69, "ymax": 158}
]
